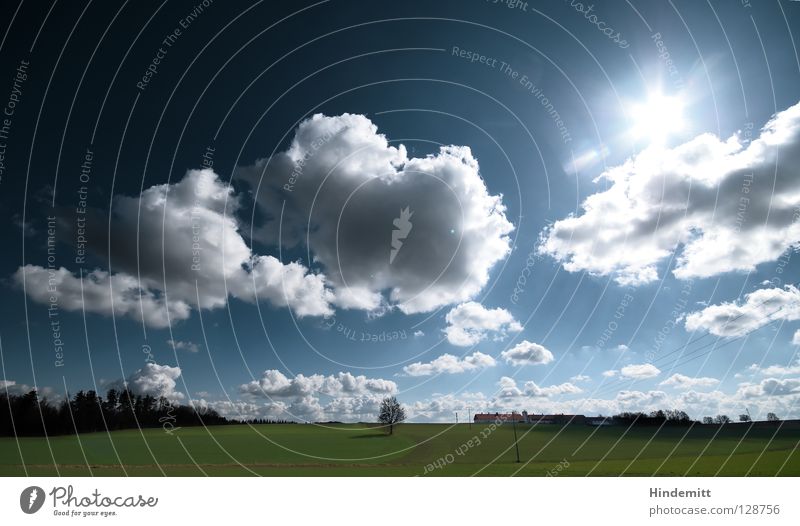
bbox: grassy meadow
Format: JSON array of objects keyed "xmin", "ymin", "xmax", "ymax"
[{"xmin": 1, "ymin": 422, "xmax": 798, "ymax": 476}]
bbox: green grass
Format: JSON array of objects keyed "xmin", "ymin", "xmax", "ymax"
[{"xmin": 1, "ymin": 422, "xmax": 798, "ymax": 476}]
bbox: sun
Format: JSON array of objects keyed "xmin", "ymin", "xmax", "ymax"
[{"xmin": 628, "ymin": 92, "xmax": 685, "ymax": 145}]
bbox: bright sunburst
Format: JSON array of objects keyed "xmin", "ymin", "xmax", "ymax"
[{"xmin": 629, "ymin": 92, "xmax": 685, "ymax": 145}]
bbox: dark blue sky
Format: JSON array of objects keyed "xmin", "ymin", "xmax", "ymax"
[{"xmin": 2, "ymin": 0, "xmax": 800, "ymax": 422}]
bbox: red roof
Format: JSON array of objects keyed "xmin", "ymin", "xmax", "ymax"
[{"xmin": 473, "ymin": 413, "xmax": 524, "ymax": 422}]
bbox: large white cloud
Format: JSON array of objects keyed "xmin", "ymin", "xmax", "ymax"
[
  {"xmin": 684, "ymin": 285, "xmax": 800, "ymax": 337},
  {"xmin": 540, "ymin": 100, "xmax": 800, "ymax": 285},
  {"xmin": 402, "ymin": 351, "xmax": 496, "ymax": 376},
  {"xmin": 443, "ymin": 302, "xmax": 522, "ymax": 346},
  {"xmin": 14, "ymin": 169, "xmax": 334, "ymax": 328},
  {"xmin": 18, "ymin": 114, "xmax": 515, "ymax": 326},
  {"xmin": 239, "ymin": 113, "xmax": 514, "ymax": 315},
  {"xmin": 500, "ymin": 340, "xmax": 554, "ymax": 366}
]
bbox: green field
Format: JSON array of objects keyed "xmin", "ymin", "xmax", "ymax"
[{"xmin": 1, "ymin": 422, "xmax": 799, "ymax": 476}]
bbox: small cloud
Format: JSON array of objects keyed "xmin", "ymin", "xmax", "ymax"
[
  {"xmin": 620, "ymin": 363, "xmax": 661, "ymax": 380},
  {"xmin": 659, "ymin": 373, "xmax": 719, "ymax": 389},
  {"xmin": 402, "ymin": 352, "xmax": 496, "ymax": 376},
  {"xmin": 167, "ymin": 339, "xmax": 201, "ymax": 353},
  {"xmin": 12, "ymin": 214, "xmax": 36, "ymax": 237},
  {"xmin": 748, "ymin": 360, "xmax": 800, "ymax": 376},
  {"xmin": 413, "ymin": 330, "xmax": 424, "ymax": 338},
  {"xmin": 501, "ymin": 340, "xmax": 554, "ymax": 366},
  {"xmin": 570, "ymin": 374, "xmax": 591, "ymax": 382},
  {"xmin": 497, "ymin": 377, "xmax": 582, "ymax": 398}
]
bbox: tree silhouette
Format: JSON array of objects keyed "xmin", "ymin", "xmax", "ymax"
[{"xmin": 378, "ymin": 396, "xmax": 406, "ymax": 435}]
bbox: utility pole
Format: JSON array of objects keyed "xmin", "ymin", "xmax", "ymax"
[
  {"xmin": 468, "ymin": 408, "xmax": 472, "ymax": 430},
  {"xmin": 512, "ymin": 413, "xmax": 521, "ymax": 463},
  {"xmin": 455, "ymin": 412, "xmax": 458, "ymax": 424}
]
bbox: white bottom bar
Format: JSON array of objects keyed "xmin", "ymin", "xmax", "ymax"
[{"xmin": 1, "ymin": 477, "xmax": 797, "ymax": 524}]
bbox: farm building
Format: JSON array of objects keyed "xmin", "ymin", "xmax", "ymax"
[{"xmin": 473, "ymin": 412, "xmax": 527, "ymax": 423}]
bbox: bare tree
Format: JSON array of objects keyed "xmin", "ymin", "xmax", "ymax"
[
  {"xmin": 767, "ymin": 412, "xmax": 780, "ymax": 422},
  {"xmin": 739, "ymin": 414, "xmax": 752, "ymax": 422},
  {"xmin": 378, "ymin": 396, "xmax": 406, "ymax": 435}
]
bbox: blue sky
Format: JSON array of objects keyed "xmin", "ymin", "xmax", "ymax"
[{"xmin": 2, "ymin": 0, "xmax": 800, "ymax": 422}]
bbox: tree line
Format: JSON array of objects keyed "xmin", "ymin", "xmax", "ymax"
[
  {"xmin": 612, "ymin": 410, "xmax": 781, "ymax": 426},
  {"xmin": 0, "ymin": 389, "xmax": 291, "ymax": 437}
]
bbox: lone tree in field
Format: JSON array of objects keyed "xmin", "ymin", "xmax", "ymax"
[{"xmin": 378, "ymin": 396, "xmax": 406, "ymax": 435}]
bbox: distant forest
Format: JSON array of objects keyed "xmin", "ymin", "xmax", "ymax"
[{"xmin": 0, "ymin": 389, "xmax": 294, "ymax": 437}]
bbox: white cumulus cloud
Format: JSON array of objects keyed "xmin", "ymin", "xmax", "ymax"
[
  {"xmin": 14, "ymin": 170, "xmax": 334, "ymax": 328},
  {"xmin": 501, "ymin": 340, "xmax": 554, "ymax": 366},
  {"xmin": 540, "ymin": 100, "xmax": 800, "ymax": 285},
  {"xmin": 619, "ymin": 363, "xmax": 661, "ymax": 379},
  {"xmin": 659, "ymin": 373, "xmax": 719, "ymax": 389},
  {"xmin": 239, "ymin": 113, "xmax": 514, "ymax": 315},
  {"xmin": 443, "ymin": 302, "xmax": 522, "ymax": 346},
  {"xmin": 738, "ymin": 378, "xmax": 800, "ymax": 398},
  {"xmin": 120, "ymin": 362, "xmax": 185, "ymax": 402},
  {"xmin": 684, "ymin": 285, "xmax": 800, "ymax": 337},
  {"xmin": 402, "ymin": 351, "xmax": 496, "ymax": 376}
]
